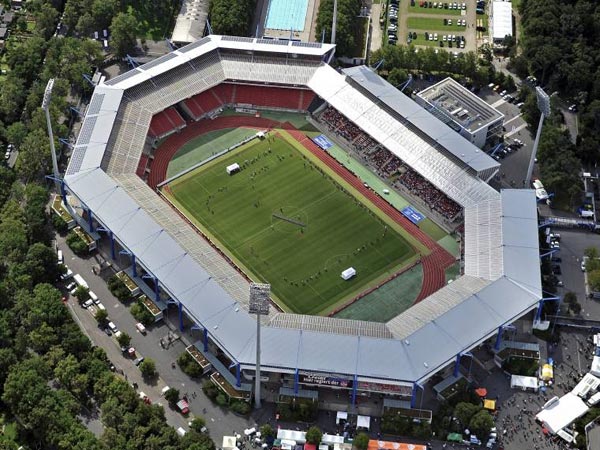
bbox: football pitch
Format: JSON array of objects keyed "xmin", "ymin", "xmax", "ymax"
[{"xmin": 164, "ymin": 133, "xmax": 419, "ymax": 315}]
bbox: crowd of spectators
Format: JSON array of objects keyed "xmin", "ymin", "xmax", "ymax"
[
  {"xmin": 395, "ymin": 167, "xmax": 462, "ymax": 219},
  {"xmin": 319, "ymin": 106, "xmax": 462, "ymax": 221}
]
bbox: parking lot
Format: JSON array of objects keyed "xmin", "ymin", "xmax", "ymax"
[{"xmin": 389, "ymin": 0, "xmax": 480, "ymax": 53}]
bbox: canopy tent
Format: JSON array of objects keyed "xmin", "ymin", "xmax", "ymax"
[
  {"xmin": 541, "ymin": 364, "xmax": 553, "ymax": 381},
  {"xmin": 572, "ymin": 373, "xmax": 600, "ymax": 398},
  {"xmin": 536, "ymin": 393, "xmax": 589, "ymax": 434},
  {"xmin": 511, "ymin": 375, "xmax": 539, "ymax": 392},
  {"xmin": 447, "ymin": 433, "xmax": 463, "ymax": 442},
  {"xmin": 357, "ymin": 415, "xmax": 370, "ymax": 430},
  {"xmin": 322, "ymin": 434, "xmax": 345, "ymax": 445},
  {"xmin": 319, "ymin": 445, "xmax": 329, "ymax": 450},
  {"xmin": 475, "ymin": 387, "xmax": 487, "ymax": 397},
  {"xmin": 341, "ymin": 267, "xmax": 356, "ymax": 280},
  {"xmin": 336, "ymin": 411, "xmax": 348, "ymax": 424},
  {"xmin": 367, "ymin": 440, "xmax": 427, "ymax": 450},
  {"xmin": 483, "ymin": 399, "xmax": 496, "ymax": 411},
  {"xmin": 591, "ymin": 356, "xmax": 600, "ymax": 377},
  {"xmin": 222, "ymin": 436, "xmax": 237, "ymax": 450},
  {"xmin": 277, "ymin": 430, "xmax": 306, "ymax": 444}
]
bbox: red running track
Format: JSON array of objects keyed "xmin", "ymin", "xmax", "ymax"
[
  {"xmin": 147, "ymin": 117, "xmax": 456, "ymax": 304},
  {"xmin": 147, "ymin": 116, "xmax": 281, "ymax": 189},
  {"xmin": 284, "ymin": 126, "xmax": 456, "ymax": 304}
]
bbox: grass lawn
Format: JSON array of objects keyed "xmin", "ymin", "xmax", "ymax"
[
  {"xmin": 167, "ymin": 128, "xmax": 257, "ymax": 178},
  {"xmin": 166, "ymin": 134, "xmax": 417, "ymax": 315},
  {"xmin": 408, "ymin": 4, "xmax": 463, "ymax": 15},
  {"xmin": 407, "ymin": 16, "xmax": 466, "ymax": 31}
]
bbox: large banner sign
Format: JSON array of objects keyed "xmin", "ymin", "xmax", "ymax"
[
  {"xmin": 312, "ymin": 134, "xmax": 334, "ymax": 150},
  {"xmin": 299, "ymin": 372, "xmax": 353, "ymax": 388},
  {"xmin": 401, "ymin": 206, "xmax": 426, "ymax": 224}
]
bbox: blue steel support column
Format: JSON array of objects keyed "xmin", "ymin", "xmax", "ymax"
[
  {"xmin": 203, "ymin": 328, "xmax": 208, "ymax": 352},
  {"xmin": 178, "ymin": 301, "xmax": 184, "ymax": 332},
  {"xmin": 131, "ymin": 254, "xmax": 137, "ymax": 278},
  {"xmin": 60, "ymin": 180, "xmax": 67, "ymax": 203},
  {"xmin": 236, "ymin": 363, "xmax": 241, "ymax": 388},
  {"xmin": 108, "ymin": 230, "xmax": 115, "ymax": 260},
  {"xmin": 534, "ymin": 299, "xmax": 544, "ymax": 322},
  {"xmin": 351, "ymin": 375, "xmax": 358, "ymax": 406},
  {"xmin": 294, "ymin": 369, "xmax": 299, "ymax": 394},
  {"xmin": 453, "ymin": 353, "xmax": 461, "ymax": 377},
  {"xmin": 410, "ymin": 383, "xmax": 418, "ymax": 408},
  {"xmin": 154, "ymin": 277, "xmax": 160, "ymax": 302},
  {"xmin": 494, "ymin": 326, "xmax": 504, "ymax": 351},
  {"xmin": 87, "ymin": 208, "xmax": 95, "ymax": 233}
]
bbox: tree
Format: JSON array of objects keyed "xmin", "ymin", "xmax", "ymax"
[
  {"xmin": 210, "ymin": 0, "xmax": 255, "ymax": 36},
  {"xmin": 116, "ymin": 332, "xmax": 131, "ymax": 348},
  {"xmin": 109, "ymin": 12, "xmax": 138, "ymax": 57},
  {"xmin": 260, "ymin": 424, "xmax": 275, "ymax": 440},
  {"xmin": 563, "ymin": 291, "xmax": 577, "ymax": 305},
  {"xmin": 6, "ymin": 121, "xmax": 28, "ymax": 148},
  {"xmin": 24, "ymin": 243, "xmax": 60, "ymax": 285},
  {"xmin": 95, "ymin": 308, "xmax": 108, "ymax": 325},
  {"xmin": 353, "ymin": 432, "xmax": 369, "ymax": 450},
  {"xmin": 315, "ymin": 0, "xmax": 361, "ymax": 56},
  {"xmin": 139, "ymin": 358, "xmax": 157, "ymax": 379},
  {"xmin": 454, "ymin": 402, "xmax": 480, "ymax": 427},
  {"xmin": 305, "ymin": 426, "xmax": 322, "ymax": 445},
  {"xmin": 469, "ymin": 410, "xmax": 494, "ymax": 436},
  {"xmin": 164, "ymin": 387, "xmax": 180, "ymax": 406},
  {"xmin": 74, "ymin": 285, "xmax": 90, "ymax": 303},
  {"xmin": 570, "ymin": 301, "xmax": 582, "ymax": 315},
  {"xmin": 189, "ymin": 416, "xmax": 206, "ymax": 433}
]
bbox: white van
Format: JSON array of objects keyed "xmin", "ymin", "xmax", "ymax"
[
  {"xmin": 57, "ymin": 250, "xmax": 64, "ymax": 264},
  {"xmin": 176, "ymin": 427, "xmax": 186, "ymax": 437},
  {"xmin": 96, "ymin": 302, "xmax": 106, "ymax": 311},
  {"xmin": 89, "ymin": 291, "xmax": 99, "ymax": 304},
  {"xmin": 108, "ymin": 321, "xmax": 118, "ymax": 333}
]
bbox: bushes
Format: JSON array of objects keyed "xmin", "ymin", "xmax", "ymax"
[
  {"xmin": 130, "ymin": 301, "xmax": 154, "ymax": 326},
  {"xmin": 107, "ymin": 275, "xmax": 133, "ymax": 302},
  {"xmin": 202, "ymin": 379, "xmax": 220, "ymax": 400},
  {"xmin": 52, "ymin": 214, "xmax": 68, "ymax": 233},
  {"xmin": 305, "ymin": 426, "xmax": 322, "ymax": 444},
  {"xmin": 277, "ymin": 400, "xmax": 318, "ymax": 422},
  {"xmin": 177, "ymin": 352, "xmax": 203, "ymax": 378},
  {"xmin": 209, "ymin": 0, "xmax": 255, "ymax": 36},
  {"xmin": 382, "ymin": 412, "xmax": 432, "ymax": 439},
  {"xmin": 66, "ymin": 231, "xmax": 87, "ymax": 255},
  {"xmin": 230, "ymin": 400, "xmax": 251, "ymax": 415}
]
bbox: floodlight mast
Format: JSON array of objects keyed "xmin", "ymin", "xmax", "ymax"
[
  {"xmin": 248, "ymin": 282, "xmax": 270, "ymax": 409},
  {"xmin": 42, "ymin": 79, "xmax": 60, "ymax": 189},
  {"xmin": 525, "ymin": 87, "xmax": 551, "ymax": 186}
]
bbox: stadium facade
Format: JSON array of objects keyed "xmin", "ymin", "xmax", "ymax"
[{"xmin": 61, "ymin": 35, "xmax": 541, "ymax": 409}]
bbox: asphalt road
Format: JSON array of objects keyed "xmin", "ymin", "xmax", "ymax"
[{"xmin": 55, "ymin": 232, "xmax": 259, "ymax": 440}]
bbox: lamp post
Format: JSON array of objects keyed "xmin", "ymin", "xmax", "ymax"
[
  {"xmin": 42, "ymin": 79, "xmax": 60, "ymax": 190},
  {"xmin": 248, "ymin": 282, "xmax": 270, "ymax": 409},
  {"xmin": 525, "ymin": 87, "xmax": 551, "ymax": 186}
]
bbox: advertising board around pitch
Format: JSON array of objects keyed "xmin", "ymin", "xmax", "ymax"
[{"xmin": 401, "ymin": 205, "xmax": 426, "ymax": 224}]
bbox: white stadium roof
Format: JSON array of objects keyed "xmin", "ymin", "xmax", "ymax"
[
  {"xmin": 492, "ymin": 1, "xmax": 513, "ymax": 41},
  {"xmin": 63, "ymin": 35, "xmax": 541, "ymax": 385}
]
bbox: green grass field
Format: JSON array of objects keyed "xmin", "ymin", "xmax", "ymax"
[
  {"xmin": 167, "ymin": 128, "xmax": 257, "ymax": 178},
  {"xmin": 407, "ymin": 16, "xmax": 466, "ymax": 31},
  {"xmin": 166, "ymin": 134, "xmax": 417, "ymax": 315}
]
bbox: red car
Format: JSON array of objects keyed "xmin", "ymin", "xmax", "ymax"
[{"xmin": 176, "ymin": 399, "xmax": 190, "ymax": 415}]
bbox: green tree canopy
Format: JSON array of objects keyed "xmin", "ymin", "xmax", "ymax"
[
  {"xmin": 305, "ymin": 426, "xmax": 322, "ymax": 445},
  {"xmin": 110, "ymin": 12, "xmax": 138, "ymax": 57}
]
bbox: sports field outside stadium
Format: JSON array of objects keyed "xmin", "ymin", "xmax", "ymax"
[{"xmin": 163, "ymin": 132, "xmax": 420, "ymax": 316}]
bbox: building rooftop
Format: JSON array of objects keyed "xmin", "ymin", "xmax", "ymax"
[
  {"xmin": 417, "ymin": 77, "xmax": 504, "ymax": 134},
  {"xmin": 492, "ymin": 1, "xmax": 513, "ymax": 41},
  {"xmin": 171, "ymin": 0, "xmax": 209, "ymax": 44}
]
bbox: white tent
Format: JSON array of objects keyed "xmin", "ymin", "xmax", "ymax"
[
  {"xmin": 226, "ymin": 163, "xmax": 240, "ymax": 175},
  {"xmin": 536, "ymin": 393, "xmax": 589, "ymax": 433},
  {"xmin": 492, "ymin": 1, "xmax": 513, "ymax": 41},
  {"xmin": 336, "ymin": 411, "xmax": 348, "ymax": 424},
  {"xmin": 511, "ymin": 375, "xmax": 539, "ymax": 391},
  {"xmin": 591, "ymin": 356, "xmax": 600, "ymax": 377},
  {"xmin": 356, "ymin": 415, "xmax": 370, "ymax": 430},
  {"xmin": 222, "ymin": 436, "xmax": 237, "ymax": 450},
  {"xmin": 341, "ymin": 267, "xmax": 356, "ymax": 280},
  {"xmin": 277, "ymin": 429, "xmax": 306, "ymax": 444},
  {"xmin": 321, "ymin": 434, "xmax": 345, "ymax": 445},
  {"xmin": 572, "ymin": 373, "xmax": 600, "ymax": 398}
]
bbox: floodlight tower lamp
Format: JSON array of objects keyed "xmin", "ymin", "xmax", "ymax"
[{"xmin": 43, "ymin": 78, "xmax": 61, "ymax": 189}]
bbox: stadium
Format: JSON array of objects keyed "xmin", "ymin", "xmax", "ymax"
[{"xmin": 61, "ymin": 35, "xmax": 541, "ymax": 410}]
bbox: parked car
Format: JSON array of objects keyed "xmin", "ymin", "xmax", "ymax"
[
  {"xmin": 136, "ymin": 322, "xmax": 147, "ymax": 335},
  {"xmin": 134, "ymin": 356, "xmax": 145, "ymax": 366},
  {"xmin": 176, "ymin": 399, "xmax": 190, "ymax": 415},
  {"xmin": 108, "ymin": 321, "xmax": 118, "ymax": 333}
]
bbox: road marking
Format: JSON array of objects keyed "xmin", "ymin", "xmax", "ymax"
[
  {"xmin": 505, "ymin": 123, "xmax": 528, "ymax": 138},
  {"xmin": 504, "ymin": 113, "xmax": 523, "ymax": 126}
]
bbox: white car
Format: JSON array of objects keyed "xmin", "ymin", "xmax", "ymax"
[
  {"xmin": 582, "ymin": 260, "xmax": 586, "ymax": 272},
  {"xmin": 82, "ymin": 299, "xmax": 94, "ymax": 308},
  {"xmin": 434, "ymin": 33, "xmax": 438, "ymax": 40},
  {"xmin": 108, "ymin": 321, "xmax": 118, "ymax": 333}
]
